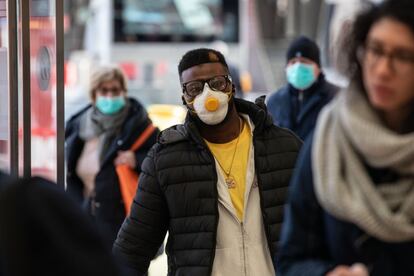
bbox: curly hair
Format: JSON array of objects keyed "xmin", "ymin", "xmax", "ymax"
[{"xmin": 342, "ymin": 0, "xmax": 414, "ymax": 90}]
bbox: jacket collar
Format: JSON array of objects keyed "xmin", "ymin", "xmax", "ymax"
[
  {"xmin": 288, "ymin": 73, "xmax": 326, "ymax": 97},
  {"xmin": 66, "ymin": 98, "xmax": 146, "ymax": 131},
  {"xmin": 159, "ymin": 97, "xmax": 273, "ymax": 147},
  {"xmin": 100, "ymin": 99, "xmax": 149, "ymax": 166},
  {"xmin": 288, "ymin": 74, "xmax": 332, "ymax": 123}
]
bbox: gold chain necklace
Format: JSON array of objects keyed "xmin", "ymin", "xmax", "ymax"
[{"xmin": 212, "ymin": 117, "xmax": 243, "ymax": 189}]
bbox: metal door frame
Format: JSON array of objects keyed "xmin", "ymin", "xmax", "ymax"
[{"xmin": 7, "ymin": 0, "xmax": 64, "ymax": 185}]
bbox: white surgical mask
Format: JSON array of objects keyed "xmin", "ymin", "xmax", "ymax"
[{"xmin": 192, "ymin": 83, "xmax": 231, "ymax": 125}]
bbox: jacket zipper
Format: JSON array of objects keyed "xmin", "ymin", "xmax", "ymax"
[
  {"xmin": 241, "ymin": 222, "xmax": 247, "ymax": 276},
  {"xmin": 298, "ymin": 91, "xmax": 304, "ymax": 103},
  {"xmin": 216, "ymin": 177, "xmax": 249, "ymax": 276}
]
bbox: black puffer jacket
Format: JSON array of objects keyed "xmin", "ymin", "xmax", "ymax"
[
  {"xmin": 65, "ymin": 98, "xmax": 158, "ymax": 248},
  {"xmin": 113, "ymin": 98, "xmax": 302, "ymax": 275}
]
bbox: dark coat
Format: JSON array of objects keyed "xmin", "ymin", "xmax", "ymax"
[
  {"xmin": 65, "ymin": 98, "xmax": 159, "ymax": 248},
  {"xmin": 0, "ymin": 176, "xmax": 121, "ymax": 276},
  {"xmin": 113, "ymin": 98, "xmax": 302, "ymax": 275},
  {"xmin": 0, "ymin": 171, "xmax": 13, "ymax": 191},
  {"xmin": 266, "ymin": 74, "xmax": 338, "ymax": 141},
  {"xmin": 277, "ymin": 136, "xmax": 414, "ymax": 276}
]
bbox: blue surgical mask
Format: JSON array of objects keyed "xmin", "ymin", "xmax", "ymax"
[
  {"xmin": 286, "ymin": 62, "xmax": 316, "ymax": 90},
  {"xmin": 95, "ymin": 96, "xmax": 126, "ymax": 115}
]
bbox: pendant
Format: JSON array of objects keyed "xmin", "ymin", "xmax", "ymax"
[{"xmin": 226, "ymin": 177, "xmax": 236, "ymax": 189}]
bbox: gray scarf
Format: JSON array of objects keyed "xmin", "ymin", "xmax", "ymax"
[
  {"xmin": 78, "ymin": 100, "xmax": 130, "ymax": 163},
  {"xmin": 312, "ymin": 84, "xmax": 414, "ymax": 242}
]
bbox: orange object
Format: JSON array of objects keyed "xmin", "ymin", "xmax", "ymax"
[
  {"xmin": 116, "ymin": 124, "xmax": 157, "ymax": 216},
  {"xmin": 240, "ymin": 71, "xmax": 252, "ymax": 93},
  {"xmin": 205, "ymin": 97, "xmax": 219, "ymax": 111}
]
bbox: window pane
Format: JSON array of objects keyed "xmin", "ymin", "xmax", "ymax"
[
  {"xmin": 0, "ymin": 0, "xmax": 9, "ymax": 172},
  {"xmin": 114, "ymin": 0, "xmax": 239, "ymax": 43},
  {"xmin": 30, "ymin": 0, "xmax": 57, "ymax": 181}
]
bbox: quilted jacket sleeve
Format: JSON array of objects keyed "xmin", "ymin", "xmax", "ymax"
[{"xmin": 113, "ymin": 145, "xmax": 168, "ymax": 274}]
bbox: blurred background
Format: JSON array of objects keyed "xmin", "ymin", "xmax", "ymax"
[
  {"xmin": 0, "ymin": 0, "xmax": 384, "ymax": 274},
  {"xmin": 64, "ymin": 0, "xmax": 365, "ymax": 120},
  {"xmin": 0, "ymin": 0, "xmax": 379, "ymax": 187},
  {"xmin": 0, "ymin": 0, "xmax": 381, "ymax": 201}
]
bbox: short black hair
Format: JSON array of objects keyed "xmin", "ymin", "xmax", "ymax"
[
  {"xmin": 178, "ymin": 48, "xmax": 229, "ymax": 78},
  {"xmin": 342, "ymin": 0, "xmax": 414, "ymax": 90}
]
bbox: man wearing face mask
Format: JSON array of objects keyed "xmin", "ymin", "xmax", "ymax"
[
  {"xmin": 114, "ymin": 48, "xmax": 302, "ymax": 276},
  {"xmin": 266, "ymin": 36, "xmax": 339, "ymax": 141}
]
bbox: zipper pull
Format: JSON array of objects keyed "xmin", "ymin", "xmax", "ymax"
[{"xmin": 298, "ymin": 92, "xmax": 304, "ymax": 103}]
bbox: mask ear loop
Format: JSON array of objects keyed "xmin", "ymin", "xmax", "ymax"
[
  {"xmin": 182, "ymin": 95, "xmax": 197, "ymax": 114},
  {"xmin": 226, "ymin": 90, "xmax": 233, "ymax": 101},
  {"xmin": 224, "ymin": 83, "xmax": 234, "ymax": 102}
]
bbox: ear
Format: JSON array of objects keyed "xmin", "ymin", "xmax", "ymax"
[
  {"xmin": 313, "ymin": 64, "xmax": 321, "ymax": 77},
  {"xmin": 181, "ymin": 95, "xmax": 187, "ymax": 106}
]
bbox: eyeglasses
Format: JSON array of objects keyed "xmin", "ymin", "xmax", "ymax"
[
  {"xmin": 182, "ymin": 75, "xmax": 232, "ymax": 99},
  {"xmin": 359, "ymin": 42, "xmax": 414, "ymax": 75},
  {"xmin": 97, "ymin": 87, "xmax": 124, "ymax": 95}
]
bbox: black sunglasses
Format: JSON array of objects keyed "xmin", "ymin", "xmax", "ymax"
[{"xmin": 182, "ymin": 75, "xmax": 232, "ymax": 98}]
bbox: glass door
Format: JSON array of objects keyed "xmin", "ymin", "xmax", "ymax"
[
  {"xmin": 0, "ymin": 0, "xmax": 11, "ymax": 173},
  {"xmin": 0, "ymin": 0, "xmax": 64, "ymax": 184}
]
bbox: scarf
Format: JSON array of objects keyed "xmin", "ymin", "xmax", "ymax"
[
  {"xmin": 312, "ymin": 84, "xmax": 414, "ymax": 242},
  {"xmin": 79, "ymin": 100, "xmax": 130, "ymax": 164}
]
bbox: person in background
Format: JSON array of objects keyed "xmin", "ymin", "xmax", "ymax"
[
  {"xmin": 266, "ymin": 36, "xmax": 339, "ymax": 141},
  {"xmin": 211, "ymin": 40, "xmax": 244, "ymax": 98},
  {"xmin": 0, "ymin": 174, "xmax": 121, "ymax": 276},
  {"xmin": 0, "ymin": 170, "xmax": 11, "ymax": 187},
  {"xmin": 65, "ymin": 65, "xmax": 159, "ymax": 249},
  {"xmin": 278, "ymin": 1, "xmax": 414, "ymax": 275},
  {"xmin": 113, "ymin": 48, "xmax": 302, "ymax": 275}
]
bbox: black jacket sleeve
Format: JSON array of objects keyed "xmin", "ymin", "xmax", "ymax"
[
  {"xmin": 113, "ymin": 145, "xmax": 168, "ymax": 274},
  {"xmin": 277, "ymin": 136, "xmax": 336, "ymax": 276}
]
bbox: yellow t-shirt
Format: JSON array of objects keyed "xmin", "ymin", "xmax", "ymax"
[{"xmin": 205, "ymin": 119, "xmax": 251, "ymax": 221}]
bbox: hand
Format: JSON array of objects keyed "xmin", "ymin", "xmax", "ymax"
[
  {"xmin": 349, "ymin": 263, "xmax": 369, "ymax": 276},
  {"xmin": 326, "ymin": 265, "xmax": 354, "ymax": 276},
  {"xmin": 114, "ymin": 150, "xmax": 136, "ymax": 168},
  {"xmin": 327, "ymin": 263, "xmax": 369, "ymax": 276}
]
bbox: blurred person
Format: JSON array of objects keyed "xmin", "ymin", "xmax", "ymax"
[
  {"xmin": 277, "ymin": 1, "xmax": 414, "ymax": 275},
  {"xmin": 65, "ymin": 65, "xmax": 159, "ymax": 249},
  {"xmin": 266, "ymin": 36, "xmax": 339, "ymax": 141},
  {"xmin": 0, "ymin": 170, "xmax": 12, "ymax": 187},
  {"xmin": 211, "ymin": 40, "xmax": 244, "ymax": 98},
  {"xmin": 113, "ymin": 48, "xmax": 302, "ymax": 275},
  {"xmin": 0, "ymin": 174, "xmax": 121, "ymax": 276}
]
